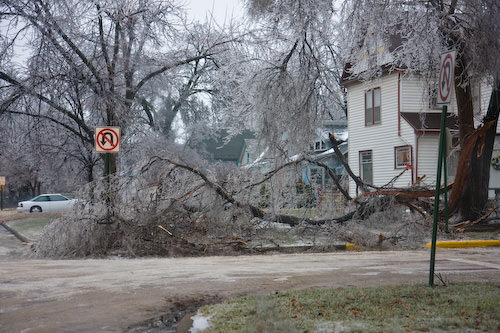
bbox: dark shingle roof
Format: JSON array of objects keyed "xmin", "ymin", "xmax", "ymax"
[
  {"xmin": 401, "ymin": 112, "xmax": 458, "ymax": 133},
  {"xmin": 202, "ymin": 130, "xmax": 255, "ymax": 162}
]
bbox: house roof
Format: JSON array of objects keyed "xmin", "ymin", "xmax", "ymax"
[
  {"xmin": 401, "ymin": 112, "xmax": 458, "ymax": 133},
  {"xmin": 202, "ymin": 130, "xmax": 255, "ymax": 162},
  {"xmin": 340, "ymin": 30, "xmax": 405, "ymax": 86}
]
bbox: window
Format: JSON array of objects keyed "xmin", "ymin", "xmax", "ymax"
[
  {"xmin": 359, "ymin": 150, "xmax": 373, "ymax": 184},
  {"xmin": 365, "ymin": 88, "xmax": 381, "ymax": 125},
  {"xmin": 49, "ymin": 195, "xmax": 69, "ymax": 201},
  {"xmin": 312, "ymin": 140, "xmax": 327, "ymax": 151},
  {"xmin": 310, "ymin": 167, "xmax": 325, "ymax": 188},
  {"xmin": 395, "ymin": 146, "xmax": 412, "ymax": 169}
]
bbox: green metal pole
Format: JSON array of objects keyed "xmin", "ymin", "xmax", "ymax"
[
  {"xmin": 105, "ymin": 153, "xmax": 110, "ymax": 177},
  {"xmin": 443, "ymin": 144, "xmax": 449, "ymax": 233},
  {"xmin": 429, "ymin": 105, "xmax": 447, "ymax": 286},
  {"xmin": 1, "ymin": 187, "xmax": 3, "ymax": 211},
  {"xmin": 105, "ymin": 153, "xmax": 111, "ymax": 220}
]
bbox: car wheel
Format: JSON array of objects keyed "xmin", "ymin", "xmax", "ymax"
[{"xmin": 30, "ymin": 206, "xmax": 42, "ymax": 213}]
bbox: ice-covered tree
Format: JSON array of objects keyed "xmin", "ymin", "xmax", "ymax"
[
  {"xmin": 0, "ymin": 0, "xmax": 235, "ymax": 178},
  {"xmin": 214, "ymin": 0, "xmax": 345, "ymax": 160}
]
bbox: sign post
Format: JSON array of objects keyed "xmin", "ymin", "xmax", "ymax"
[
  {"xmin": 95, "ymin": 126, "xmax": 120, "ymax": 176},
  {"xmin": 0, "ymin": 176, "xmax": 5, "ymax": 211},
  {"xmin": 429, "ymin": 51, "xmax": 455, "ymax": 286},
  {"xmin": 95, "ymin": 127, "xmax": 120, "ymax": 222}
]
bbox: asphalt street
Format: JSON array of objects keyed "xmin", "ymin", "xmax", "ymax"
[{"xmin": 1, "ymin": 224, "xmax": 499, "ymax": 332}]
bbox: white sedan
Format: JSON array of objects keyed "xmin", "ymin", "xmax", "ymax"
[{"xmin": 17, "ymin": 194, "xmax": 77, "ymax": 213}]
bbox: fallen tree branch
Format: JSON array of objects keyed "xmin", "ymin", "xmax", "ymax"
[
  {"xmin": 358, "ymin": 183, "xmax": 454, "ymax": 199},
  {"xmin": 146, "ymin": 155, "xmax": 267, "ymax": 219},
  {"xmin": 451, "ymin": 207, "xmax": 496, "ymax": 230},
  {"xmin": 329, "ymin": 132, "xmax": 378, "ymax": 195}
]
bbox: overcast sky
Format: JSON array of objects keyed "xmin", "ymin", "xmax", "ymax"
[{"xmin": 186, "ymin": 0, "xmax": 245, "ymax": 23}]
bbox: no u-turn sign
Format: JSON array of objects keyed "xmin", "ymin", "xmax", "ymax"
[
  {"xmin": 437, "ymin": 51, "xmax": 456, "ymax": 105},
  {"xmin": 95, "ymin": 127, "xmax": 120, "ymax": 153}
]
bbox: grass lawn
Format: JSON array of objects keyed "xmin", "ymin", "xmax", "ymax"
[
  {"xmin": 279, "ymin": 208, "xmax": 319, "ymax": 219},
  {"xmin": 200, "ymin": 282, "xmax": 500, "ymax": 332},
  {"xmin": 5, "ymin": 214, "xmax": 60, "ymax": 240}
]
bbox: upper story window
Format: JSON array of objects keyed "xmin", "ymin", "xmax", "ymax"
[
  {"xmin": 365, "ymin": 88, "xmax": 381, "ymax": 125},
  {"xmin": 312, "ymin": 140, "xmax": 327, "ymax": 152}
]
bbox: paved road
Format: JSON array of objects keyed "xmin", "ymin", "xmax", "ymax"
[{"xmin": 1, "ymin": 226, "xmax": 499, "ymax": 332}]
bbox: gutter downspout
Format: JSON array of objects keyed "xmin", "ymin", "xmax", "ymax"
[
  {"xmin": 416, "ymin": 132, "xmax": 421, "ymax": 184},
  {"xmin": 398, "ymin": 70, "xmax": 401, "ymax": 136}
]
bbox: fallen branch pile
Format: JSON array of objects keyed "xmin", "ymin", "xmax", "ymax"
[{"xmin": 451, "ymin": 207, "xmax": 496, "ymax": 231}]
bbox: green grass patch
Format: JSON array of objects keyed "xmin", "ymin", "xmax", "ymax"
[
  {"xmin": 200, "ymin": 282, "xmax": 500, "ymax": 332},
  {"xmin": 6, "ymin": 214, "xmax": 60, "ymax": 240},
  {"xmin": 280, "ymin": 208, "xmax": 319, "ymax": 219}
]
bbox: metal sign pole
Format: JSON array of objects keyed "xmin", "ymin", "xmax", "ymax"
[
  {"xmin": 444, "ymin": 146, "xmax": 449, "ymax": 233},
  {"xmin": 429, "ymin": 105, "xmax": 447, "ymax": 286},
  {"xmin": 0, "ymin": 177, "xmax": 5, "ymax": 211},
  {"xmin": 430, "ymin": 50, "xmax": 455, "ymax": 286},
  {"xmin": 94, "ymin": 127, "xmax": 120, "ymax": 223}
]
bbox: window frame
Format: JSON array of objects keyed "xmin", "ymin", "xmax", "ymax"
[
  {"xmin": 312, "ymin": 140, "xmax": 327, "ymax": 152},
  {"xmin": 359, "ymin": 150, "xmax": 373, "ymax": 185},
  {"xmin": 394, "ymin": 145, "xmax": 412, "ymax": 169},
  {"xmin": 365, "ymin": 87, "xmax": 381, "ymax": 126}
]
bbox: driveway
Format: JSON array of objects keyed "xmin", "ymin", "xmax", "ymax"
[{"xmin": 1, "ymin": 221, "xmax": 500, "ymax": 332}]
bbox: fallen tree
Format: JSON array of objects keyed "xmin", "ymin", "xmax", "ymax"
[{"xmin": 32, "ymin": 148, "xmax": 432, "ymax": 257}]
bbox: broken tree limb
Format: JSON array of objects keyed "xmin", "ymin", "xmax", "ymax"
[
  {"xmin": 359, "ymin": 183, "xmax": 454, "ymax": 200},
  {"xmin": 158, "ymin": 225, "xmax": 173, "ymax": 235},
  {"xmin": 146, "ymin": 155, "xmax": 268, "ymax": 220},
  {"xmin": 329, "ymin": 132, "xmax": 379, "ymax": 195},
  {"xmin": 242, "ymin": 154, "xmax": 351, "ymax": 200},
  {"xmin": 449, "ymin": 80, "xmax": 500, "ymax": 221},
  {"xmin": 304, "ymin": 158, "xmax": 351, "ymax": 200},
  {"xmin": 451, "ymin": 207, "xmax": 496, "ymax": 230},
  {"xmin": 448, "ymin": 120, "xmax": 496, "ymax": 219}
]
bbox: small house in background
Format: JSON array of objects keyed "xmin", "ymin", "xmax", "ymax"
[
  {"xmin": 302, "ymin": 119, "xmax": 348, "ymax": 192},
  {"xmin": 200, "ymin": 130, "xmax": 256, "ymax": 166},
  {"xmin": 341, "ymin": 33, "xmax": 498, "ymax": 198}
]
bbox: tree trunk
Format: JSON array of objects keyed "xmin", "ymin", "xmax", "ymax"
[
  {"xmin": 454, "ymin": 58, "xmax": 475, "ymax": 141},
  {"xmin": 449, "ymin": 82, "xmax": 500, "ymax": 221}
]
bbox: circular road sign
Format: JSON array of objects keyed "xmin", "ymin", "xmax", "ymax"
[
  {"xmin": 95, "ymin": 127, "xmax": 120, "ymax": 153},
  {"xmin": 438, "ymin": 51, "xmax": 455, "ymax": 104}
]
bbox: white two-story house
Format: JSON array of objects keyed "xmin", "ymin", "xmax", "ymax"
[{"xmin": 341, "ymin": 43, "xmax": 498, "ymax": 198}]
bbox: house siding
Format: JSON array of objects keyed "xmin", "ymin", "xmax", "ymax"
[
  {"xmin": 348, "ymin": 72, "xmax": 415, "ymax": 197},
  {"xmin": 401, "ymin": 76, "xmax": 430, "ymax": 113},
  {"xmin": 415, "ymin": 133, "xmax": 440, "ymax": 185},
  {"xmin": 347, "ymin": 71, "xmax": 500, "ymax": 197},
  {"xmin": 400, "ymin": 75, "xmax": 459, "ymax": 114}
]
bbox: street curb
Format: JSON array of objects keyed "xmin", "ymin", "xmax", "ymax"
[
  {"xmin": 345, "ymin": 243, "xmax": 361, "ymax": 250},
  {"xmin": 425, "ymin": 240, "xmax": 500, "ymax": 248}
]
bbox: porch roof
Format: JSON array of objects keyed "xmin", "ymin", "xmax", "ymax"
[{"xmin": 401, "ymin": 112, "xmax": 458, "ymax": 133}]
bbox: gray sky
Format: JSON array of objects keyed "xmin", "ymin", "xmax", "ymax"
[{"xmin": 186, "ymin": 0, "xmax": 245, "ymax": 23}]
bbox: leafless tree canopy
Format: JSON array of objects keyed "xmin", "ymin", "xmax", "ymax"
[{"xmin": 2, "ymin": 1, "xmax": 499, "ymax": 257}]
